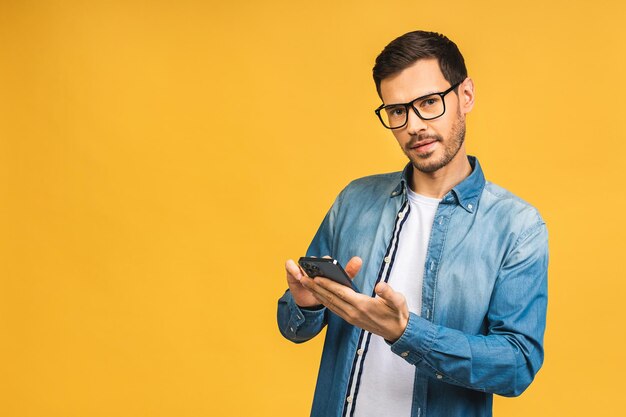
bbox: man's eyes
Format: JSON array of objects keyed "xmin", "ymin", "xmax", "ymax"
[
  {"xmin": 418, "ymin": 97, "xmax": 440, "ymax": 108},
  {"xmin": 386, "ymin": 107, "xmax": 406, "ymax": 116}
]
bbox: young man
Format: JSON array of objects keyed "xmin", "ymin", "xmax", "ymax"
[{"xmin": 277, "ymin": 30, "xmax": 548, "ymax": 417}]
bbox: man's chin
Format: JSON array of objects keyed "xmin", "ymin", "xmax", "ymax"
[
  {"xmin": 413, "ymin": 161, "xmax": 444, "ymax": 174},
  {"xmin": 408, "ymin": 152, "xmax": 444, "ymax": 174}
]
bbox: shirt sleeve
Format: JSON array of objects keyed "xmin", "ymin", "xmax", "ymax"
[
  {"xmin": 389, "ymin": 221, "xmax": 549, "ymax": 397},
  {"xmin": 277, "ymin": 290, "xmax": 328, "ymax": 343},
  {"xmin": 276, "ymin": 187, "xmax": 343, "ymax": 343}
]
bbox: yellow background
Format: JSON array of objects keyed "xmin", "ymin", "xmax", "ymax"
[{"xmin": 1, "ymin": 1, "xmax": 624, "ymax": 416}]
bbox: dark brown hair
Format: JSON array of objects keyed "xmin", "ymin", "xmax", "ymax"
[{"xmin": 373, "ymin": 30, "xmax": 467, "ymax": 98}]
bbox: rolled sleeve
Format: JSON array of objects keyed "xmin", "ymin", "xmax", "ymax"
[{"xmin": 277, "ymin": 290, "xmax": 327, "ymax": 343}]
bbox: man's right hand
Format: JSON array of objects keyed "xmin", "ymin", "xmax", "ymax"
[{"xmin": 285, "ymin": 259, "xmax": 323, "ymax": 308}]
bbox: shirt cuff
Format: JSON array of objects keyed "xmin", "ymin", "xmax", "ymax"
[
  {"xmin": 390, "ymin": 312, "xmax": 438, "ymax": 365},
  {"xmin": 284, "ymin": 291, "xmax": 326, "ymax": 333}
]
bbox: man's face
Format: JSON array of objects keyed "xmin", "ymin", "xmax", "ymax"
[{"xmin": 379, "ymin": 59, "xmax": 471, "ymax": 174}]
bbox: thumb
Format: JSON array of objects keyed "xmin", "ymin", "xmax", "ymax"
[
  {"xmin": 375, "ymin": 282, "xmax": 405, "ymax": 309},
  {"xmin": 285, "ymin": 259, "xmax": 303, "ymax": 281},
  {"xmin": 344, "ymin": 256, "xmax": 363, "ymax": 279}
]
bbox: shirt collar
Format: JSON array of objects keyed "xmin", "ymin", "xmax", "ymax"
[{"xmin": 392, "ymin": 155, "xmax": 486, "ymax": 214}]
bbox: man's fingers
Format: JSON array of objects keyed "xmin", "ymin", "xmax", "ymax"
[
  {"xmin": 345, "ymin": 256, "xmax": 363, "ymax": 279},
  {"xmin": 375, "ymin": 282, "xmax": 405, "ymax": 309},
  {"xmin": 313, "ymin": 277, "xmax": 355, "ymax": 302},
  {"xmin": 285, "ymin": 259, "xmax": 303, "ymax": 281},
  {"xmin": 307, "ymin": 277, "xmax": 355, "ymax": 308},
  {"xmin": 304, "ymin": 277, "xmax": 336, "ymax": 300},
  {"xmin": 310, "ymin": 285, "xmax": 352, "ymax": 318}
]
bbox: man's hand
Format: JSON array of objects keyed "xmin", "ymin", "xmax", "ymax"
[
  {"xmin": 300, "ymin": 256, "xmax": 409, "ymax": 342},
  {"xmin": 285, "ymin": 259, "xmax": 322, "ymax": 308},
  {"xmin": 285, "ymin": 256, "xmax": 364, "ymax": 308}
]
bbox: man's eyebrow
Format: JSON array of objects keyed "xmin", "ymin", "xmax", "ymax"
[
  {"xmin": 385, "ymin": 89, "xmax": 441, "ymax": 106},
  {"xmin": 413, "ymin": 89, "xmax": 444, "ymax": 99}
]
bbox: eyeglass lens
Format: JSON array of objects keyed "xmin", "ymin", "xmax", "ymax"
[{"xmin": 379, "ymin": 94, "xmax": 444, "ymax": 128}]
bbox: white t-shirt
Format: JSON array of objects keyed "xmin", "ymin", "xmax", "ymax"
[{"xmin": 352, "ymin": 188, "xmax": 440, "ymax": 417}]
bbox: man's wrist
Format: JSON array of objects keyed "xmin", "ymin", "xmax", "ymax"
[
  {"xmin": 384, "ymin": 316, "xmax": 409, "ymax": 344},
  {"xmin": 299, "ymin": 304, "xmax": 325, "ymax": 311}
]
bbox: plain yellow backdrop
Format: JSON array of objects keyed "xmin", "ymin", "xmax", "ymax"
[{"xmin": 1, "ymin": 1, "xmax": 625, "ymax": 416}]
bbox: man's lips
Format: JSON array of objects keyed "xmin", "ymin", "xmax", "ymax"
[
  {"xmin": 409, "ymin": 138, "xmax": 438, "ymax": 153},
  {"xmin": 410, "ymin": 139, "xmax": 436, "ymax": 148}
]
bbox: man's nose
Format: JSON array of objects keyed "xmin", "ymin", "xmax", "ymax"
[{"xmin": 406, "ymin": 107, "xmax": 428, "ymax": 134}]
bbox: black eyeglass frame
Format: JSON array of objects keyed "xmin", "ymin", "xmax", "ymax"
[{"xmin": 374, "ymin": 82, "xmax": 461, "ymax": 129}]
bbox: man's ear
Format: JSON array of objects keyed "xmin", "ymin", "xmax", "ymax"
[{"xmin": 458, "ymin": 77, "xmax": 475, "ymax": 115}]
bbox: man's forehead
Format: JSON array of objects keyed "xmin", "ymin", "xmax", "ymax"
[{"xmin": 379, "ymin": 58, "xmax": 449, "ymax": 104}]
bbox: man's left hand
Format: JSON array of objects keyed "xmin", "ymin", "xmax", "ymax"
[{"xmin": 300, "ymin": 256, "xmax": 409, "ymax": 342}]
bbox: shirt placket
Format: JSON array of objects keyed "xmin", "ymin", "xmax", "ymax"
[{"xmin": 411, "ymin": 191, "xmax": 456, "ymax": 417}]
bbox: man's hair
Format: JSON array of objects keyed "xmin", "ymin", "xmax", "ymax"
[{"xmin": 373, "ymin": 30, "xmax": 468, "ymax": 98}]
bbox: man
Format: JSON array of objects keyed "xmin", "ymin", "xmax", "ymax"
[{"xmin": 277, "ymin": 30, "xmax": 548, "ymax": 417}]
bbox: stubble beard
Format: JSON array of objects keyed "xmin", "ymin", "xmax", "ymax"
[{"xmin": 404, "ymin": 113, "xmax": 466, "ymax": 174}]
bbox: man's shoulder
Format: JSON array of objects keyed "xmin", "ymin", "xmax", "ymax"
[
  {"xmin": 481, "ymin": 181, "xmax": 546, "ymax": 231},
  {"xmin": 338, "ymin": 170, "xmax": 404, "ymax": 200},
  {"xmin": 346, "ymin": 170, "xmax": 403, "ymax": 188},
  {"xmin": 482, "ymin": 181, "xmax": 538, "ymax": 209}
]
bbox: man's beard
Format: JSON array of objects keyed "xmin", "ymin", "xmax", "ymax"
[{"xmin": 403, "ymin": 113, "xmax": 466, "ymax": 174}]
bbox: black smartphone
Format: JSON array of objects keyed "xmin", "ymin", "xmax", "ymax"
[{"xmin": 298, "ymin": 257, "xmax": 360, "ymax": 292}]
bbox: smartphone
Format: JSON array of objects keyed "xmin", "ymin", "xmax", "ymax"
[{"xmin": 298, "ymin": 257, "xmax": 360, "ymax": 292}]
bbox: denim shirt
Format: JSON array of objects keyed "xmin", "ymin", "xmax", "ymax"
[{"xmin": 277, "ymin": 156, "xmax": 548, "ymax": 417}]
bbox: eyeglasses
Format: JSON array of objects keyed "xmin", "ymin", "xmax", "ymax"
[{"xmin": 374, "ymin": 82, "xmax": 461, "ymax": 129}]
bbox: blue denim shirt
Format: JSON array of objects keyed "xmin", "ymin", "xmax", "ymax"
[{"xmin": 277, "ymin": 156, "xmax": 548, "ymax": 417}]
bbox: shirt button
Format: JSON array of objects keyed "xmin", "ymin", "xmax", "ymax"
[
  {"xmin": 398, "ymin": 212, "xmax": 405, "ymax": 219},
  {"xmin": 346, "ymin": 396, "xmax": 353, "ymax": 403},
  {"xmin": 384, "ymin": 256, "xmax": 391, "ymax": 263},
  {"xmin": 468, "ymin": 204, "xmax": 473, "ymax": 209},
  {"xmin": 357, "ymin": 348, "xmax": 364, "ymax": 355},
  {"xmin": 289, "ymin": 327, "xmax": 294, "ymax": 332},
  {"xmin": 401, "ymin": 351, "xmax": 409, "ymax": 357},
  {"xmin": 436, "ymin": 373, "xmax": 443, "ymax": 379}
]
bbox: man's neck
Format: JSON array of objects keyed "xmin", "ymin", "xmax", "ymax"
[{"xmin": 410, "ymin": 152, "xmax": 473, "ymax": 199}]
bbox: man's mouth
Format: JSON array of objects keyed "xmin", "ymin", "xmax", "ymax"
[
  {"xmin": 411, "ymin": 139, "xmax": 436, "ymax": 148},
  {"xmin": 409, "ymin": 138, "xmax": 438, "ymax": 153}
]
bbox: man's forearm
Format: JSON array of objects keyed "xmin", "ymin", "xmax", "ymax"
[{"xmin": 390, "ymin": 312, "xmax": 544, "ymax": 396}]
